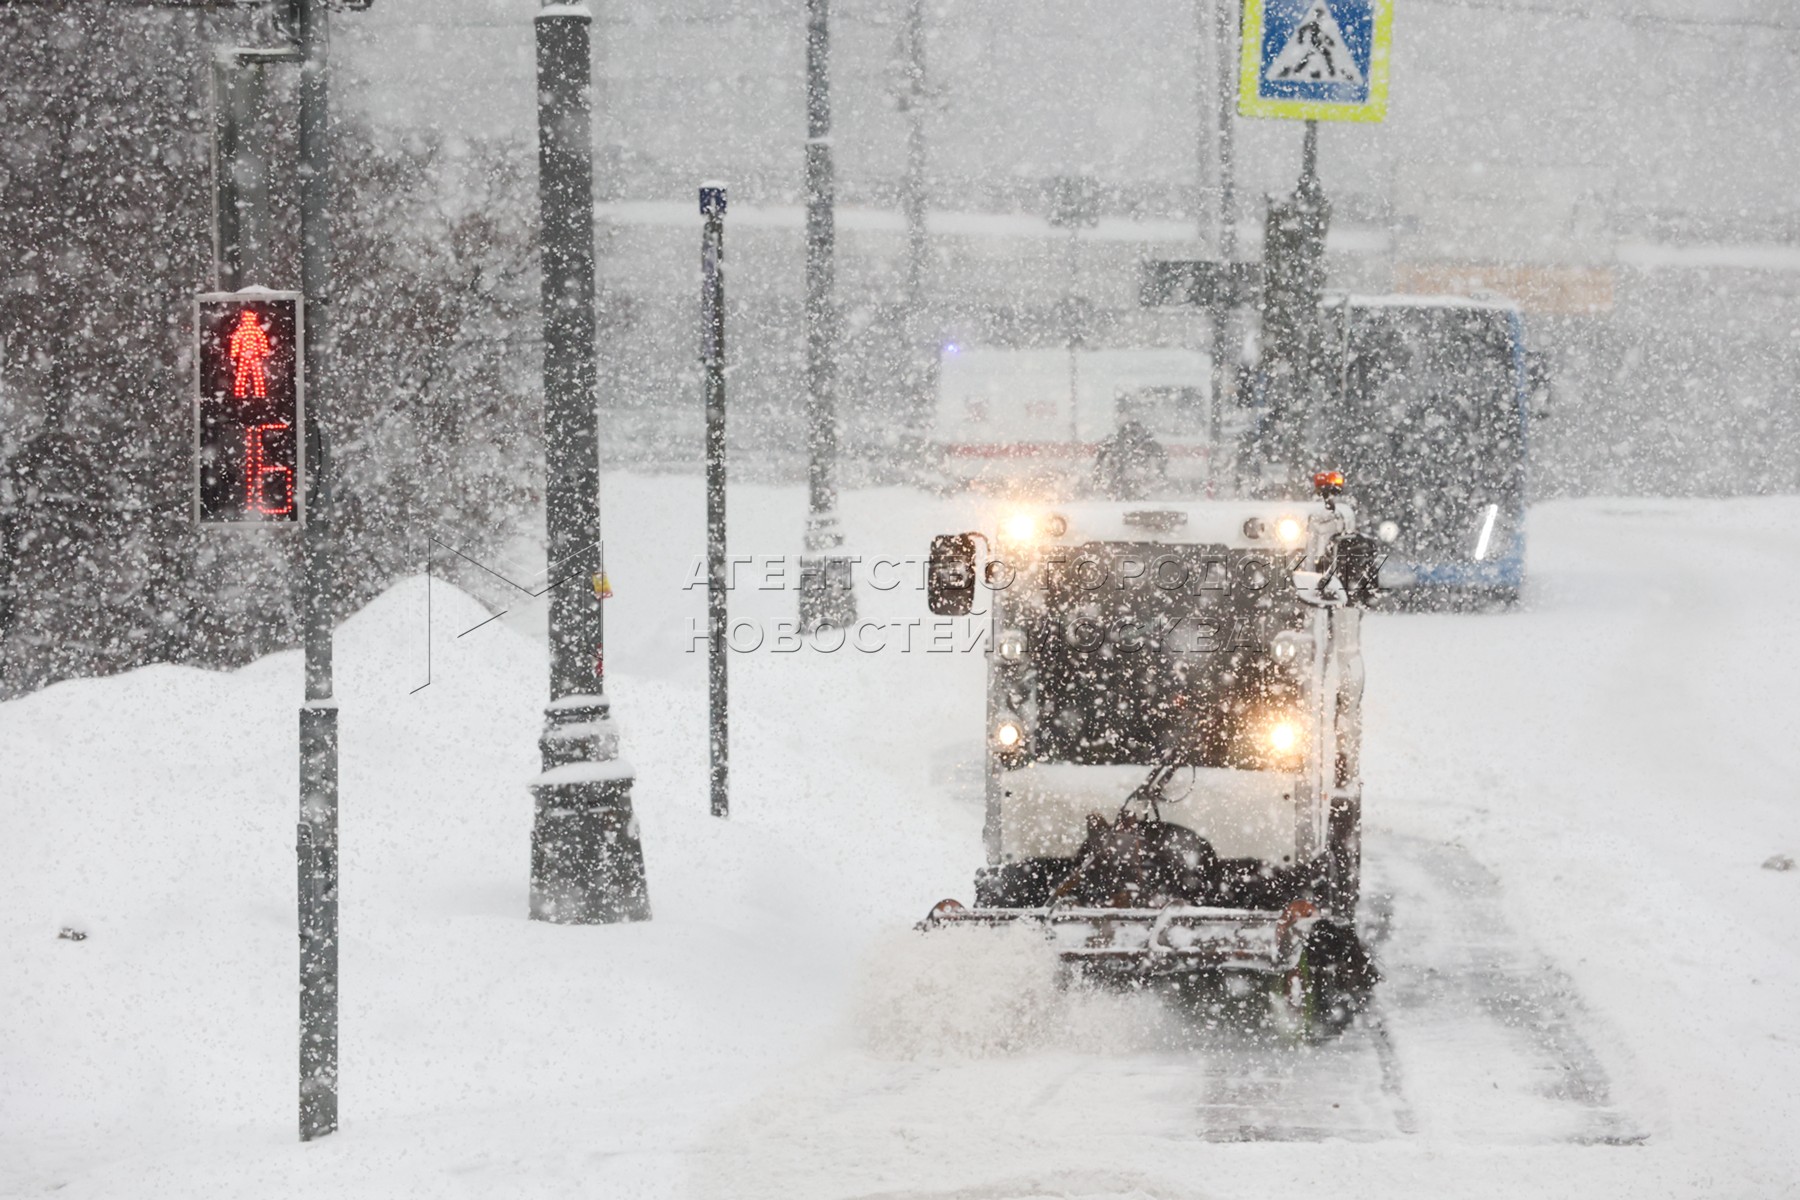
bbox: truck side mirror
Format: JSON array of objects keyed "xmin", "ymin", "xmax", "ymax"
[{"xmin": 928, "ymin": 533, "xmax": 979, "ymax": 616}]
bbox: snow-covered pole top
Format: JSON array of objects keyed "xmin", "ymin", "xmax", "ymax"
[{"xmin": 537, "ymin": 2, "xmax": 592, "ymax": 21}]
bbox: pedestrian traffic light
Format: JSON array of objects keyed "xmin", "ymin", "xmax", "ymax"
[{"xmin": 194, "ymin": 290, "xmax": 304, "ymax": 524}]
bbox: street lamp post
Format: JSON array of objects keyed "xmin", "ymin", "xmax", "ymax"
[
  {"xmin": 701, "ymin": 185, "xmax": 728, "ymax": 820},
  {"xmin": 527, "ymin": 0, "xmax": 650, "ymax": 925},
  {"xmin": 798, "ymin": 0, "xmax": 855, "ymax": 632},
  {"xmin": 1201, "ymin": 0, "xmax": 1238, "ymax": 492},
  {"xmin": 897, "ymin": 0, "xmax": 933, "ymax": 437}
]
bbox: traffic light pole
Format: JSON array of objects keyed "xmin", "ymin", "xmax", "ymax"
[
  {"xmin": 1253, "ymin": 118, "xmax": 1330, "ymax": 496},
  {"xmin": 210, "ymin": 55, "xmax": 242, "ymax": 289},
  {"xmin": 798, "ymin": 0, "xmax": 855, "ymax": 633},
  {"xmin": 528, "ymin": 1, "xmax": 650, "ymax": 924},
  {"xmin": 211, "ymin": 43, "xmax": 286, "ymax": 290},
  {"xmin": 293, "ymin": 0, "xmax": 339, "ymax": 1145},
  {"xmin": 700, "ymin": 186, "xmax": 728, "ymax": 820}
]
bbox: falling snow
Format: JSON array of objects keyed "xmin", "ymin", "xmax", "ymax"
[{"xmin": 3, "ymin": 0, "xmax": 1798, "ymax": 1197}]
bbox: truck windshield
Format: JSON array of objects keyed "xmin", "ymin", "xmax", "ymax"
[
  {"xmin": 1030, "ymin": 543, "xmax": 1301, "ymax": 768},
  {"xmin": 1326, "ymin": 305, "xmax": 1522, "ymax": 561}
]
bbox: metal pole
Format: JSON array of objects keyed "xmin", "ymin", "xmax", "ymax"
[
  {"xmin": 700, "ymin": 185, "xmax": 728, "ymax": 820},
  {"xmin": 294, "ymin": 0, "xmax": 338, "ymax": 1145},
  {"xmin": 1257, "ymin": 118, "xmax": 1330, "ymax": 495},
  {"xmin": 1217, "ymin": 0, "xmax": 1238, "ymax": 266},
  {"xmin": 235, "ymin": 60, "xmax": 271, "ymax": 283},
  {"xmin": 1066, "ymin": 227, "xmax": 1080, "ymax": 448},
  {"xmin": 799, "ymin": 0, "xmax": 855, "ymax": 632},
  {"xmin": 1210, "ymin": 0, "xmax": 1239, "ymax": 492},
  {"xmin": 1297, "ymin": 117, "xmax": 1325, "ymax": 473},
  {"xmin": 898, "ymin": 0, "xmax": 931, "ymax": 434},
  {"xmin": 528, "ymin": 0, "xmax": 650, "ymax": 925},
  {"xmin": 1301, "ymin": 118, "xmax": 1319, "ymax": 197},
  {"xmin": 214, "ymin": 34, "xmax": 290, "ymax": 291},
  {"xmin": 210, "ymin": 53, "xmax": 240, "ymax": 290},
  {"xmin": 1048, "ymin": 176, "xmax": 1098, "ymax": 457}
]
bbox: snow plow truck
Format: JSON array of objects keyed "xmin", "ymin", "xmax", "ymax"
[{"xmin": 922, "ymin": 473, "xmax": 1382, "ymax": 1024}]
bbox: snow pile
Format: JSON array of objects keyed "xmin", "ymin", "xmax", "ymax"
[
  {"xmin": 854, "ymin": 925, "xmax": 1182, "ymax": 1060},
  {"xmin": 0, "ymin": 477, "xmax": 985, "ymax": 1198}
]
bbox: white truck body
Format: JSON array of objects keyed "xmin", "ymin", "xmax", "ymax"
[{"xmin": 976, "ymin": 499, "xmax": 1362, "ymax": 875}]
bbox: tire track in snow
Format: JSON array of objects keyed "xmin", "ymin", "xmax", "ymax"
[
  {"xmin": 1367, "ymin": 830, "xmax": 1644, "ymax": 1145},
  {"xmin": 1183, "ymin": 881, "xmax": 1410, "ymax": 1143},
  {"xmin": 1361, "ymin": 890, "xmax": 1421, "ymax": 1137},
  {"xmin": 1187, "ymin": 1006, "xmax": 1411, "ymax": 1142}
]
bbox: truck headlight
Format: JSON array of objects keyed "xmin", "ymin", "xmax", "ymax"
[
  {"xmin": 997, "ymin": 629, "xmax": 1027, "ymax": 661},
  {"xmin": 994, "ymin": 719, "xmax": 1023, "ymax": 749},
  {"xmin": 1000, "ymin": 511, "xmax": 1066, "ymax": 545},
  {"xmin": 1227, "ymin": 710, "xmax": 1305, "ymax": 770},
  {"xmin": 1270, "ymin": 630, "xmax": 1311, "ymax": 664},
  {"xmin": 1243, "ymin": 515, "xmax": 1305, "ymax": 545},
  {"xmin": 1001, "ymin": 513, "xmax": 1038, "ymax": 545}
]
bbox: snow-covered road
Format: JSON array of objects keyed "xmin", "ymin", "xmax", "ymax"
[{"xmin": 3, "ymin": 481, "xmax": 1797, "ymax": 1198}]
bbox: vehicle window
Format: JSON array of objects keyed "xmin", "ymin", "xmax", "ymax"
[{"xmin": 1328, "ymin": 307, "xmax": 1520, "ymax": 559}]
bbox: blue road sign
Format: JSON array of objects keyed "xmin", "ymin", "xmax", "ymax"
[{"xmin": 1239, "ymin": 0, "xmax": 1391, "ymax": 122}]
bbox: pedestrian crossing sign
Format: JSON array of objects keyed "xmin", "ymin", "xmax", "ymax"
[{"xmin": 1239, "ymin": 0, "xmax": 1391, "ymax": 123}]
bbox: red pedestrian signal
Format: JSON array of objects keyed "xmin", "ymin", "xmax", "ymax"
[
  {"xmin": 194, "ymin": 291, "xmax": 304, "ymax": 524},
  {"xmin": 229, "ymin": 308, "xmax": 272, "ymax": 399}
]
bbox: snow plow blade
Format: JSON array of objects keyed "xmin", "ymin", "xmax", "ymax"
[{"xmin": 918, "ymin": 900, "xmax": 1308, "ymax": 977}]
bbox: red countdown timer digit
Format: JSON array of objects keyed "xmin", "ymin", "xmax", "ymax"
[{"xmin": 194, "ymin": 291, "xmax": 304, "ymax": 524}]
